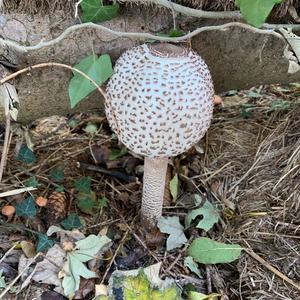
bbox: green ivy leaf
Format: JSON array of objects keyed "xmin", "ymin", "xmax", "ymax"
[
  {"xmin": 76, "ymin": 192, "xmax": 95, "ymax": 215},
  {"xmin": 80, "ymin": 0, "xmax": 120, "ymax": 23},
  {"xmin": 61, "ymin": 213, "xmax": 82, "ymax": 230},
  {"xmin": 55, "ymin": 185, "xmax": 65, "ymax": 192},
  {"xmin": 16, "ymin": 144, "xmax": 37, "ymax": 164},
  {"xmin": 240, "ymin": 104, "xmax": 255, "ymax": 118},
  {"xmin": 69, "ymin": 54, "xmax": 113, "ymax": 108},
  {"xmin": 108, "ymin": 147, "xmax": 128, "ymax": 160},
  {"xmin": 74, "ymin": 176, "xmax": 91, "ymax": 194},
  {"xmin": 36, "ymin": 234, "xmax": 54, "ymax": 252},
  {"xmin": 170, "ymin": 174, "xmax": 179, "ymax": 201},
  {"xmin": 16, "ymin": 196, "xmax": 37, "ymax": 218},
  {"xmin": 49, "ymin": 167, "xmax": 64, "ymax": 183},
  {"xmin": 236, "ymin": 0, "xmax": 282, "ymax": 28},
  {"xmin": 188, "ymin": 237, "xmax": 241, "ymax": 264},
  {"xmin": 185, "ymin": 201, "xmax": 219, "ymax": 231},
  {"xmin": 24, "ymin": 176, "xmax": 39, "ymax": 188}
]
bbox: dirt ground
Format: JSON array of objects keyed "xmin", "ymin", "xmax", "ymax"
[{"xmin": 0, "ymin": 84, "xmax": 300, "ymax": 299}]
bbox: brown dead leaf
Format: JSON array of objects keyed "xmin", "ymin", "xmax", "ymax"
[
  {"xmin": 32, "ymin": 244, "xmax": 66, "ymax": 292},
  {"xmin": 90, "ymin": 144, "xmax": 110, "ymax": 165},
  {"xmin": 74, "ymin": 277, "xmax": 95, "ymax": 299},
  {"xmin": 144, "ymin": 228, "xmax": 165, "ymax": 250}
]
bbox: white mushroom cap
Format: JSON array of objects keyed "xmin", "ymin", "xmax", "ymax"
[{"xmin": 105, "ymin": 43, "xmax": 214, "ymax": 158}]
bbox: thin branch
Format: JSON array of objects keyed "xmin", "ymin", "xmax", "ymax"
[
  {"xmin": 244, "ymin": 248, "xmax": 300, "ymax": 292},
  {"xmin": 0, "ymin": 253, "xmax": 41, "ymax": 299},
  {"xmin": 0, "ymin": 187, "xmax": 37, "ymax": 197},
  {"xmin": 0, "ymin": 111, "xmax": 10, "ymax": 182},
  {"xmin": 0, "ymin": 22, "xmax": 283, "ymax": 55},
  {"xmin": 0, "ymin": 62, "xmax": 107, "ymax": 101},
  {"xmin": 74, "ymin": 0, "xmax": 84, "ymax": 18},
  {"xmin": 122, "ymin": 0, "xmax": 242, "ymax": 19}
]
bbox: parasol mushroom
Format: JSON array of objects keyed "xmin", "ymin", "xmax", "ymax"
[{"xmin": 105, "ymin": 43, "xmax": 214, "ymax": 229}]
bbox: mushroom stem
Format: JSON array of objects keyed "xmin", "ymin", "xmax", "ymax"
[{"xmin": 141, "ymin": 156, "xmax": 168, "ymax": 229}]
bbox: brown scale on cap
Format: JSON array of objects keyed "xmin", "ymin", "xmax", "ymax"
[
  {"xmin": 105, "ymin": 43, "xmax": 214, "ymax": 229},
  {"xmin": 106, "ymin": 43, "xmax": 214, "ymax": 158}
]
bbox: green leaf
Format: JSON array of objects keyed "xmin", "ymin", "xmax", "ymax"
[
  {"xmin": 240, "ymin": 104, "xmax": 254, "ymax": 118},
  {"xmin": 62, "ymin": 234, "xmax": 111, "ymax": 297},
  {"xmin": 108, "ymin": 147, "xmax": 128, "ymax": 160},
  {"xmin": 169, "ymin": 29, "xmax": 185, "ymax": 37},
  {"xmin": 157, "ymin": 216, "xmax": 187, "ymax": 251},
  {"xmin": 74, "ymin": 234, "xmax": 111, "ymax": 262},
  {"xmin": 61, "ymin": 213, "xmax": 82, "ymax": 230},
  {"xmin": 55, "ymin": 185, "xmax": 65, "ymax": 192},
  {"xmin": 36, "ymin": 234, "xmax": 54, "ymax": 252},
  {"xmin": 74, "ymin": 176, "xmax": 91, "ymax": 193},
  {"xmin": 188, "ymin": 291, "xmax": 220, "ymax": 300},
  {"xmin": 188, "ymin": 237, "xmax": 241, "ymax": 264},
  {"xmin": 97, "ymin": 197, "xmax": 108, "ymax": 208},
  {"xmin": 0, "ymin": 271, "xmax": 6, "ymax": 289},
  {"xmin": 16, "ymin": 196, "xmax": 37, "ymax": 218},
  {"xmin": 76, "ymin": 192, "xmax": 95, "ymax": 215},
  {"xmin": 16, "ymin": 144, "xmax": 37, "ymax": 164},
  {"xmin": 184, "ymin": 256, "xmax": 202, "ymax": 278},
  {"xmin": 80, "ymin": 0, "xmax": 120, "ymax": 23},
  {"xmin": 185, "ymin": 201, "xmax": 219, "ymax": 231},
  {"xmin": 111, "ymin": 269, "xmax": 182, "ymax": 300},
  {"xmin": 170, "ymin": 174, "xmax": 179, "ymax": 201},
  {"xmin": 84, "ymin": 122, "xmax": 98, "ymax": 134},
  {"xmin": 63, "ymin": 252, "xmax": 97, "ymax": 297},
  {"xmin": 268, "ymin": 100, "xmax": 290, "ymax": 112},
  {"xmin": 235, "ymin": 0, "xmax": 282, "ymax": 28},
  {"xmin": 24, "ymin": 176, "xmax": 39, "ymax": 188},
  {"xmin": 49, "ymin": 167, "xmax": 64, "ymax": 183},
  {"xmin": 69, "ymin": 54, "xmax": 113, "ymax": 108}
]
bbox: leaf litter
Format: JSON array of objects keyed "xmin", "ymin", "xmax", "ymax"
[{"xmin": 0, "ymin": 85, "xmax": 300, "ymax": 299}]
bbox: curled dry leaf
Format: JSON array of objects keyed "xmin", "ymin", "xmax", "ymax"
[
  {"xmin": 20, "ymin": 241, "xmax": 36, "ymax": 258},
  {"xmin": 32, "ymin": 244, "xmax": 66, "ymax": 293},
  {"xmin": 36, "ymin": 196, "xmax": 48, "ymax": 207}
]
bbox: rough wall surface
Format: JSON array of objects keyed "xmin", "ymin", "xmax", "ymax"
[{"xmin": 0, "ymin": 8, "xmax": 299, "ymax": 122}]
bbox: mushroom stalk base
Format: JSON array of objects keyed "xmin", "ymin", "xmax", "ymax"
[{"xmin": 141, "ymin": 157, "xmax": 168, "ymax": 229}]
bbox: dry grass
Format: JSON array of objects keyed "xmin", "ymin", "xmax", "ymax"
[
  {"xmin": 199, "ymin": 85, "xmax": 300, "ymax": 299},
  {"xmin": 0, "ymin": 85, "xmax": 300, "ymax": 299}
]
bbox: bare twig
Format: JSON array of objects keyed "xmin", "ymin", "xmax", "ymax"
[
  {"xmin": 77, "ymin": 161, "xmax": 138, "ymax": 183},
  {"xmin": 123, "ymin": 0, "xmax": 241, "ymax": 19},
  {"xmin": 0, "ymin": 186, "xmax": 37, "ymax": 197},
  {"xmin": 0, "ymin": 112, "xmax": 10, "ymax": 182},
  {"xmin": 0, "ymin": 22, "xmax": 283, "ymax": 55},
  {"xmin": 100, "ymin": 221, "xmax": 132, "ymax": 284},
  {"xmin": 244, "ymin": 247, "xmax": 300, "ymax": 291},
  {"xmin": 0, "ymin": 244, "xmax": 16, "ymax": 265},
  {"xmin": 0, "ymin": 62, "xmax": 106, "ymax": 100},
  {"xmin": 0, "ymin": 253, "xmax": 40, "ymax": 299},
  {"xmin": 164, "ymin": 236, "xmax": 192, "ymax": 274}
]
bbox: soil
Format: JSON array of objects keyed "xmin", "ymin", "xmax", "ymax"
[{"xmin": 0, "ymin": 84, "xmax": 300, "ymax": 299}]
